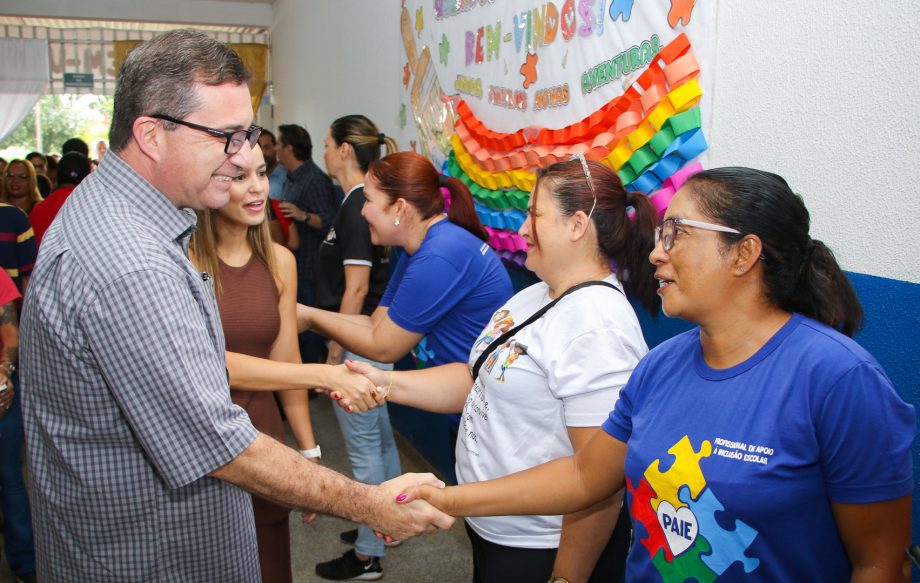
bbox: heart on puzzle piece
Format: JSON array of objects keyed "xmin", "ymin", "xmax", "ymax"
[{"xmin": 656, "ymin": 501, "xmax": 698, "ymax": 556}]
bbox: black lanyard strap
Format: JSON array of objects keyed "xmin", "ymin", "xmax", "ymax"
[{"xmin": 470, "ymin": 280, "xmax": 621, "ymax": 380}]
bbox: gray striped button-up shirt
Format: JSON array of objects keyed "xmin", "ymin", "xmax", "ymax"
[{"xmin": 21, "ymin": 152, "xmax": 261, "ymax": 581}]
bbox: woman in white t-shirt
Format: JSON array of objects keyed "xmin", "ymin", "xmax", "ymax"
[{"xmin": 342, "ymin": 156, "xmax": 660, "ymax": 583}]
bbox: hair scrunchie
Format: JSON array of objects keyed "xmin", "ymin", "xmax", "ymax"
[
  {"xmin": 378, "ymin": 133, "xmax": 386, "ymax": 145},
  {"xmin": 624, "ymin": 191, "xmax": 634, "ymax": 206},
  {"xmin": 438, "ymin": 174, "xmax": 450, "ymax": 187}
]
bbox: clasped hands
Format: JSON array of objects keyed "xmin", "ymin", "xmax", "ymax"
[
  {"xmin": 371, "ymin": 473, "xmax": 455, "ymax": 542},
  {"xmin": 327, "ymin": 359, "xmax": 390, "ymax": 413}
]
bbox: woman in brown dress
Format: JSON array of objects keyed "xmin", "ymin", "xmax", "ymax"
[{"xmin": 190, "ymin": 144, "xmax": 318, "ymax": 583}]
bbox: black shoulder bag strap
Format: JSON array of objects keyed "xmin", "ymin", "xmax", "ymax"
[{"xmin": 471, "ymin": 280, "xmax": 622, "ymax": 380}]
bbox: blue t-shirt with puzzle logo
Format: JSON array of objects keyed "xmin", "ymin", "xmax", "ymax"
[
  {"xmin": 603, "ymin": 313, "xmax": 914, "ymax": 582},
  {"xmin": 380, "ymin": 219, "xmax": 512, "ymax": 367}
]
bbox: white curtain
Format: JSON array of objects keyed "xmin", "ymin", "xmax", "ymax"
[{"xmin": 0, "ymin": 38, "xmax": 50, "ymax": 144}]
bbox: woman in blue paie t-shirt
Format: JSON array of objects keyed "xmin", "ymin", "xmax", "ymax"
[{"xmin": 394, "ymin": 167, "xmax": 915, "ymax": 582}]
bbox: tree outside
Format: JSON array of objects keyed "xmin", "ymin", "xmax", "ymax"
[{"xmin": 0, "ymin": 94, "xmax": 113, "ymax": 160}]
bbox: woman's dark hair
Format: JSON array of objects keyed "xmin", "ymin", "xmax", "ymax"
[
  {"xmin": 330, "ymin": 115, "xmax": 398, "ymax": 173},
  {"xmin": 684, "ymin": 167, "xmax": 863, "ymax": 336},
  {"xmin": 36, "ymin": 173, "xmax": 52, "ymax": 197},
  {"xmin": 367, "ymin": 152, "xmax": 488, "ymax": 241},
  {"xmin": 533, "ymin": 159, "xmax": 660, "ymax": 315}
]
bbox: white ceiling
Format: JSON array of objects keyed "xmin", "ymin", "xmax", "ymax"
[{"xmin": 0, "ymin": 15, "xmax": 268, "ymax": 34}]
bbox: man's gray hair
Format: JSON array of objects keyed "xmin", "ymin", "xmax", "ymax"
[{"xmin": 109, "ymin": 29, "xmax": 251, "ymax": 152}]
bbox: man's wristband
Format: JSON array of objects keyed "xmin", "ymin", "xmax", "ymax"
[{"xmin": 300, "ymin": 445, "xmax": 322, "ymax": 459}]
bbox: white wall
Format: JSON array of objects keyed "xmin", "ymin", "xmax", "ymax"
[
  {"xmin": 271, "ymin": 0, "xmax": 918, "ymax": 283},
  {"xmin": 707, "ymin": 1, "xmax": 917, "ymax": 282},
  {"xmin": 271, "ymin": 1, "xmax": 404, "ymax": 165}
]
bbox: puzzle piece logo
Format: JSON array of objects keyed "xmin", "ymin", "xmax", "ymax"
[
  {"xmin": 520, "ymin": 52, "xmax": 538, "ymax": 89},
  {"xmin": 651, "ymin": 537, "xmax": 716, "ymax": 583},
  {"xmin": 646, "ymin": 435, "xmax": 711, "ymax": 511},
  {"xmin": 631, "ymin": 435, "xmax": 761, "ymax": 580},
  {"xmin": 669, "ymin": 0, "xmax": 697, "ymax": 28},
  {"xmin": 609, "ymin": 0, "xmax": 636, "ymax": 22},
  {"xmin": 657, "ymin": 500, "xmax": 698, "ymax": 556},
  {"xmin": 680, "ymin": 486, "xmax": 760, "ymax": 575}
]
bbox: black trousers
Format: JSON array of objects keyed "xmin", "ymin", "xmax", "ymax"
[{"xmin": 465, "ymin": 502, "xmax": 631, "ymax": 583}]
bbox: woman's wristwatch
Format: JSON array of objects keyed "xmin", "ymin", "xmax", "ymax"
[{"xmin": 300, "ymin": 445, "xmax": 322, "ymax": 459}]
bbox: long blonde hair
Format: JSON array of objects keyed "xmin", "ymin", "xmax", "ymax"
[
  {"xmin": 1, "ymin": 159, "xmax": 43, "ymax": 209},
  {"xmin": 190, "ymin": 208, "xmax": 279, "ymax": 298}
]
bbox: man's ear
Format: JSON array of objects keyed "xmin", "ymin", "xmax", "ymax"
[{"xmin": 132, "ymin": 116, "xmax": 163, "ymax": 162}]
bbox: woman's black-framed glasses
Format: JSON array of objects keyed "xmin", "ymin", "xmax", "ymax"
[
  {"xmin": 151, "ymin": 114, "xmax": 262, "ymax": 155},
  {"xmin": 569, "ymin": 153, "xmax": 597, "ymax": 220},
  {"xmin": 655, "ymin": 217, "xmax": 741, "ymax": 252}
]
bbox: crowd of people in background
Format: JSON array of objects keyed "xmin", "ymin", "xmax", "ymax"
[
  {"xmin": 0, "ymin": 28, "xmax": 914, "ymax": 583},
  {"xmin": 0, "ymin": 137, "xmax": 100, "ymax": 583}
]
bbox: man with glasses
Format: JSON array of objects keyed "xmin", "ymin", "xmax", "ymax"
[{"xmin": 20, "ymin": 29, "xmax": 451, "ymax": 582}]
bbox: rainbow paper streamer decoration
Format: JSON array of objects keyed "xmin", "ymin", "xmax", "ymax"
[{"xmin": 443, "ymin": 34, "xmax": 707, "ymax": 270}]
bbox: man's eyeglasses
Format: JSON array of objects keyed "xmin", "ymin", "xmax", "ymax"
[
  {"xmin": 655, "ymin": 217, "xmax": 741, "ymax": 252},
  {"xmin": 569, "ymin": 153, "xmax": 597, "ymax": 220},
  {"xmin": 150, "ymin": 114, "xmax": 262, "ymax": 155}
]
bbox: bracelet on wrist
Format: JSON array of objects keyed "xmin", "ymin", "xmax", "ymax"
[
  {"xmin": 300, "ymin": 445, "xmax": 322, "ymax": 459},
  {"xmin": 383, "ymin": 372, "xmax": 393, "ymax": 401}
]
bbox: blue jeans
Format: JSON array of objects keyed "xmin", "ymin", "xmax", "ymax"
[
  {"xmin": 0, "ymin": 375, "xmax": 35, "ymax": 576},
  {"xmin": 332, "ymin": 353, "xmax": 400, "ymax": 558}
]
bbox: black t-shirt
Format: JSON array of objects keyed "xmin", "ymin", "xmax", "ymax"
[{"xmin": 314, "ymin": 186, "xmax": 390, "ymax": 315}]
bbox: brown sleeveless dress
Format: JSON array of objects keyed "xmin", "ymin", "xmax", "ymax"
[{"xmin": 217, "ymin": 254, "xmax": 293, "ymax": 583}]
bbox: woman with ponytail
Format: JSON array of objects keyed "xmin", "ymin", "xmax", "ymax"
[
  {"xmin": 312, "ymin": 116, "xmax": 404, "ymax": 580},
  {"xmin": 396, "ymin": 167, "xmax": 915, "ymax": 582},
  {"xmin": 299, "ymin": 150, "xmax": 512, "ymax": 373},
  {"xmin": 334, "ymin": 156, "xmax": 659, "ymax": 582}
]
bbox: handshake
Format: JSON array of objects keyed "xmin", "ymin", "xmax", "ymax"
[
  {"xmin": 322, "ymin": 359, "xmax": 401, "ymax": 413},
  {"xmin": 366, "ymin": 472, "xmax": 456, "ymax": 544}
]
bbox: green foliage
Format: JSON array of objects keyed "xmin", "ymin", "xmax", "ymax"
[{"xmin": 1, "ymin": 94, "xmax": 113, "ymax": 157}]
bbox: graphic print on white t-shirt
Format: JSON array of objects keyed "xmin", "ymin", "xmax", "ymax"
[{"xmin": 471, "ymin": 308, "xmax": 515, "ymax": 357}]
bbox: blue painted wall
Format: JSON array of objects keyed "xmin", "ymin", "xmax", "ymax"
[{"xmin": 846, "ymin": 273, "xmax": 919, "ymax": 551}]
